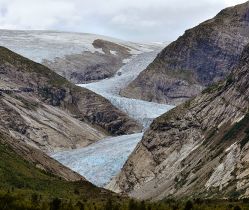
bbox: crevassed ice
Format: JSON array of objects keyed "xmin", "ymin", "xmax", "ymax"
[
  {"xmin": 79, "ymin": 50, "xmax": 174, "ymax": 128},
  {"xmin": 51, "ymin": 133, "xmax": 143, "ymax": 186}
]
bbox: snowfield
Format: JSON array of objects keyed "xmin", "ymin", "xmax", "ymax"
[{"xmin": 0, "ymin": 30, "xmax": 163, "ymax": 63}]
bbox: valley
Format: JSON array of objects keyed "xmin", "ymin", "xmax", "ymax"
[
  {"xmin": 52, "ymin": 47, "xmax": 174, "ymax": 187},
  {"xmin": 1, "ymin": 1, "xmax": 249, "ymax": 208}
]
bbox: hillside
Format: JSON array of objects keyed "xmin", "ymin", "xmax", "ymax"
[
  {"xmin": 0, "ymin": 130, "xmax": 124, "ymax": 209},
  {"xmin": 108, "ymin": 43, "xmax": 249, "ymax": 200},
  {"xmin": 121, "ymin": 1, "xmax": 249, "ymax": 105},
  {"xmin": 0, "ymin": 46, "xmax": 142, "ymax": 152}
]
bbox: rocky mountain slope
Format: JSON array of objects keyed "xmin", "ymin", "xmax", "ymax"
[
  {"xmin": 108, "ymin": 43, "xmax": 249, "ymax": 200},
  {"xmin": 0, "ymin": 30, "xmax": 162, "ymax": 84},
  {"xmin": 122, "ymin": 1, "xmax": 249, "ymax": 105},
  {"xmin": 0, "ymin": 46, "xmax": 142, "ymax": 152}
]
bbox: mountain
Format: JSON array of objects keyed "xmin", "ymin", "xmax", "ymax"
[
  {"xmin": 0, "ymin": 46, "xmax": 142, "ymax": 152},
  {"xmin": 107, "ymin": 43, "xmax": 249, "ymax": 200},
  {"xmin": 121, "ymin": 1, "xmax": 249, "ymax": 105},
  {"xmin": 0, "ymin": 30, "xmax": 162, "ymax": 84}
]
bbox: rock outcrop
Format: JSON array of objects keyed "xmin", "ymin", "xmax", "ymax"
[
  {"xmin": 122, "ymin": 1, "xmax": 249, "ymax": 105},
  {"xmin": 108, "ymin": 44, "xmax": 249, "ymax": 200},
  {"xmin": 43, "ymin": 39, "xmax": 132, "ymax": 83},
  {"xmin": 0, "ymin": 47, "xmax": 142, "ymax": 152}
]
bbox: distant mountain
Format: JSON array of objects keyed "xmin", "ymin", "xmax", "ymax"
[
  {"xmin": 121, "ymin": 1, "xmax": 249, "ymax": 105},
  {"xmin": 0, "ymin": 47, "xmax": 142, "ymax": 152},
  {"xmin": 108, "ymin": 42, "xmax": 249, "ymax": 200},
  {"xmin": 0, "ymin": 30, "xmax": 162, "ymax": 84}
]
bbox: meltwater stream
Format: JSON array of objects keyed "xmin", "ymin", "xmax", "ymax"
[{"xmin": 51, "ymin": 50, "xmax": 174, "ymax": 187}]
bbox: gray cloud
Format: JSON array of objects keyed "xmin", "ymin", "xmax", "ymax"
[{"xmin": 0, "ymin": 0, "xmax": 247, "ymax": 42}]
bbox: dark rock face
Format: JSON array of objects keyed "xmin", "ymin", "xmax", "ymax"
[
  {"xmin": 122, "ymin": 2, "xmax": 249, "ymax": 105},
  {"xmin": 38, "ymin": 87, "xmax": 66, "ymax": 106},
  {"xmin": 109, "ymin": 44, "xmax": 249, "ymax": 200}
]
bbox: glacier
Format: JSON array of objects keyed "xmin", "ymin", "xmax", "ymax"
[
  {"xmin": 23, "ymin": 34, "xmax": 171, "ymax": 187},
  {"xmin": 79, "ymin": 50, "xmax": 174, "ymax": 128},
  {"xmin": 52, "ymin": 133, "xmax": 143, "ymax": 186},
  {"xmin": 0, "ymin": 29, "xmax": 173, "ymax": 187},
  {"xmin": 52, "ymin": 47, "xmax": 174, "ymax": 187}
]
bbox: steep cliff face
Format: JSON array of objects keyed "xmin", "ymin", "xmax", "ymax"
[
  {"xmin": 122, "ymin": 1, "xmax": 249, "ymax": 105},
  {"xmin": 0, "ymin": 47, "xmax": 142, "ymax": 152},
  {"xmin": 108, "ymin": 44, "xmax": 249, "ymax": 200}
]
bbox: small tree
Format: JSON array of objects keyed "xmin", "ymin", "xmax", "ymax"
[
  {"xmin": 139, "ymin": 201, "xmax": 146, "ymax": 210},
  {"xmin": 104, "ymin": 199, "xmax": 113, "ymax": 210},
  {"xmin": 234, "ymin": 206, "xmax": 242, "ymax": 210},
  {"xmin": 128, "ymin": 199, "xmax": 137, "ymax": 210},
  {"xmin": 76, "ymin": 201, "xmax": 85, "ymax": 210},
  {"xmin": 184, "ymin": 200, "xmax": 193, "ymax": 210},
  {"xmin": 50, "ymin": 198, "xmax": 61, "ymax": 210}
]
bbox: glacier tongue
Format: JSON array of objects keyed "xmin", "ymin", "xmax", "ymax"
[
  {"xmin": 52, "ymin": 45, "xmax": 174, "ymax": 187},
  {"xmin": 51, "ymin": 133, "xmax": 143, "ymax": 186},
  {"xmin": 79, "ymin": 50, "xmax": 174, "ymax": 128},
  {"xmin": 80, "ymin": 51, "xmax": 160, "ymax": 95}
]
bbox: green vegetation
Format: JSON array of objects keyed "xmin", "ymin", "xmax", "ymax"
[
  {"xmin": 221, "ymin": 113, "xmax": 249, "ymax": 145},
  {"xmin": 1, "ymin": 194, "xmax": 249, "ymax": 210},
  {"xmin": 201, "ymin": 82, "xmax": 224, "ymax": 94},
  {"xmin": 240, "ymin": 126, "xmax": 249, "ymax": 149}
]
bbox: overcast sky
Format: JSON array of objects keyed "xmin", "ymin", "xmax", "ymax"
[{"xmin": 0, "ymin": 0, "xmax": 247, "ymax": 42}]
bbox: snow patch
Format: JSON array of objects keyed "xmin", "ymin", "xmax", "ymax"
[
  {"xmin": 234, "ymin": 115, "xmax": 245, "ymax": 124},
  {"xmin": 110, "ymin": 50, "xmax": 117, "ymax": 55}
]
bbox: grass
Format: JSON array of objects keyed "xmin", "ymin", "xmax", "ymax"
[{"xmin": 221, "ymin": 113, "xmax": 249, "ymax": 144}]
